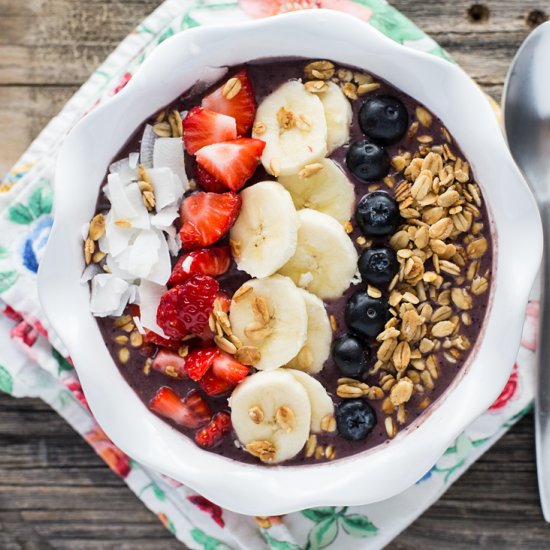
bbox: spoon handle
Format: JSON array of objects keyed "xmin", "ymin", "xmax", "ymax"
[{"xmin": 535, "ymin": 214, "xmax": 550, "ymax": 522}]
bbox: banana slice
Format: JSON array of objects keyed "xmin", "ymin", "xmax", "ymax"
[
  {"xmin": 286, "ymin": 369, "xmax": 335, "ymax": 434},
  {"xmin": 229, "ymin": 370, "xmax": 311, "ymax": 463},
  {"xmin": 319, "ymin": 81, "xmax": 353, "ymax": 154},
  {"xmin": 229, "ymin": 181, "xmax": 299, "ymax": 278},
  {"xmin": 278, "ymin": 158, "xmax": 355, "ymax": 225},
  {"xmin": 286, "ymin": 289, "xmax": 332, "ymax": 374},
  {"xmin": 278, "ymin": 209, "xmax": 358, "ymax": 300},
  {"xmin": 229, "ymin": 275, "xmax": 308, "ymax": 371},
  {"xmin": 252, "ymin": 81, "xmax": 327, "ymax": 176}
]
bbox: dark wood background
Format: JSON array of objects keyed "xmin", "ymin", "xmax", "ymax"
[{"xmin": 1, "ymin": 1, "xmax": 550, "ymax": 548}]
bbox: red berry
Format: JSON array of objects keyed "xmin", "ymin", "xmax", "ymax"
[
  {"xmin": 144, "ymin": 330, "xmax": 182, "ymax": 350},
  {"xmin": 168, "ymin": 246, "xmax": 231, "ymax": 287},
  {"xmin": 212, "ymin": 352, "xmax": 249, "ymax": 385},
  {"xmin": 184, "ymin": 348, "xmax": 219, "ymax": 381},
  {"xmin": 202, "ymin": 69, "xmax": 257, "ymax": 135},
  {"xmin": 152, "ymin": 349, "xmax": 188, "ymax": 379},
  {"xmin": 195, "ymin": 163, "xmax": 227, "ymax": 193},
  {"xmin": 215, "ymin": 291, "xmax": 231, "ymax": 313},
  {"xmin": 150, "ymin": 387, "xmax": 212, "ymax": 428},
  {"xmin": 183, "ymin": 107, "xmax": 238, "ymax": 155},
  {"xmin": 157, "ymin": 275, "xmax": 219, "ymax": 337},
  {"xmin": 195, "ymin": 411, "xmax": 232, "ymax": 448},
  {"xmin": 195, "ymin": 138, "xmax": 265, "ymax": 192},
  {"xmin": 199, "ymin": 369, "xmax": 234, "ymax": 396},
  {"xmin": 179, "ymin": 192, "xmax": 241, "ymax": 249}
]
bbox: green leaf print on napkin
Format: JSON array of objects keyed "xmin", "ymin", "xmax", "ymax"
[
  {"xmin": 302, "ymin": 507, "xmax": 379, "ymax": 549},
  {"xmin": 7, "ymin": 185, "xmax": 53, "ymax": 225},
  {"xmin": 0, "ymin": 365, "xmax": 13, "ymax": 394},
  {"xmin": 191, "ymin": 527, "xmax": 232, "ymax": 550},
  {"xmin": 52, "ymin": 347, "xmax": 73, "ymax": 375},
  {"xmin": 0, "ymin": 271, "xmax": 18, "ymax": 293},
  {"xmin": 262, "ymin": 531, "xmax": 302, "ymax": 550}
]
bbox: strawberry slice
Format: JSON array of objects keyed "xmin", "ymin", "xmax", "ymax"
[
  {"xmin": 144, "ymin": 330, "xmax": 183, "ymax": 351},
  {"xmin": 195, "ymin": 138, "xmax": 265, "ymax": 192},
  {"xmin": 211, "ymin": 352, "xmax": 249, "ymax": 385},
  {"xmin": 168, "ymin": 246, "xmax": 231, "ymax": 287},
  {"xmin": 202, "ymin": 69, "xmax": 256, "ymax": 136},
  {"xmin": 215, "ymin": 291, "xmax": 231, "ymax": 313},
  {"xmin": 157, "ymin": 275, "xmax": 220, "ymax": 338},
  {"xmin": 199, "ymin": 369, "xmax": 234, "ymax": 396},
  {"xmin": 184, "ymin": 348, "xmax": 219, "ymax": 381},
  {"xmin": 195, "ymin": 411, "xmax": 232, "ymax": 448},
  {"xmin": 179, "ymin": 191, "xmax": 241, "ymax": 249},
  {"xmin": 150, "ymin": 387, "xmax": 212, "ymax": 428},
  {"xmin": 195, "ymin": 163, "xmax": 227, "ymax": 193},
  {"xmin": 152, "ymin": 349, "xmax": 188, "ymax": 379},
  {"xmin": 182, "ymin": 107, "xmax": 237, "ymax": 155}
]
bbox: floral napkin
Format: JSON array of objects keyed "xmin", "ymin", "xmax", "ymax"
[{"xmin": 0, "ymin": 1, "xmax": 539, "ymax": 548}]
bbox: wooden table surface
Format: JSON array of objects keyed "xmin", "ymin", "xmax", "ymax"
[{"xmin": 2, "ymin": 1, "xmax": 550, "ymax": 548}]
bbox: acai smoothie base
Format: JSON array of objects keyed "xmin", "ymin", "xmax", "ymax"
[{"xmin": 82, "ymin": 57, "xmax": 492, "ymax": 466}]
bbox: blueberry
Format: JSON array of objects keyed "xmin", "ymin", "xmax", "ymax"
[
  {"xmin": 336, "ymin": 399, "xmax": 376, "ymax": 441},
  {"xmin": 359, "ymin": 95, "xmax": 409, "ymax": 145},
  {"xmin": 345, "ymin": 291, "xmax": 389, "ymax": 340},
  {"xmin": 358, "ymin": 246, "xmax": 399, "ymax": 285},
  {"xmin": 346, "ymin": 140, "xmax": 390, "ymax": 183},
  {"xmin": 355, "ymin": 191, "xmax": 400, "ymax": 237},
  {"xmin": 331, "ymin": 334, "xmax": 370, "ymax": 377}
]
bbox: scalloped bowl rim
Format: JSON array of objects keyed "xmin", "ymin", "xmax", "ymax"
[{"xmin": 38, "ymin": 10, "xmax": 542, "ymax": 515}]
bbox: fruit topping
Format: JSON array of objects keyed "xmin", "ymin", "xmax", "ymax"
[
  {"xmin": 211, "ymin": 352, "xmax": 249, "ymax": 385},
  {"xmin": 151, "ymin": 349, "xmax": 188, "ymax": 378},
  {"xmin": 355, "ymin": 191, "xmax": 400, "ymax": 237},
  {"xmin": 179, "ymin": 191, "xmax": 241, "ymax": 249},
  {"xmin": 149, "ymin": 387, "xmax": 212, "ymax": 428},
  {"xmin": 214, "ymin": 291, "xmax": 231, "ymax": 313},
  {"xmin": 168, "ymin": 246, "xmax": 232, "ymax": 287},
  {"xmin": 182, "ymin": 106, "xmax": 237, "ymax": 154},
  {"xmin": 346, "ymin": 140, "xmax": 390, "ymax": 183},
  {"xmin": 184, "ymin": 348, "xmax": 219, "ymax": 381},
  {"xmin": 345, "ymin": 291, "xmax": 389, "ymax": 340},
  {"xmin": 202, "ymin": 69, "xmax": 257, "ymax": 135},
  {"xmin": 359, "ymin": 95, "xmax": 408, "ymax": 145},
  {"xmin": 157, "ymin": 274, "xmax": 219, "ymax": 338},
  {"xmin": 331, "ymin": 334, "xmax": 370, "ymax": 377},
  {"xmin": 199, "ymin": 369, "xmax": 235, "ymax": 396},
  {"xmin": 194, "ymin": 163, "xmax": 227, "ymax": 193},
  {"xmin": 335, "ymin": 399, "xmax": 376, "ymax": 441},
  {"xmin": 358, "ymin": 245, "xmax": 399, "ymax": 285},
  {"xmin": 195, "ymin": 411, "xmax": 232, "ymax": 448},
  {"xmin": 195, "ymin": 138, "xmax": 265, "ymax": 192}
]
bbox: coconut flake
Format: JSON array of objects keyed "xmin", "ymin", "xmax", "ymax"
[
  {"xmin": 80, "ymin": 262, "xmax": 103, "ymax": 283},
  {"xmin": 102, "ymin": 210, "xmax": 137, "ymax": 257},
  {"xmin": 148, "ymin": 168, "xmax": 184, "ymax": 210},
  {"xmin": 153, "ymin": 138, "xmax": 189, "ymax": 191},
  {"xmin": 133, "ymin": 316, "xmax": 146, "ymax": 335},
  {"xmin": 121, "ymin": 182, "xmax": 151, "ymax": 230},
  {"xmin": 188, "ymin": 66, "xmax": 229, "ymax": 95},
  {"xmin": 108, "ymin": 173, "xmax": 137, "ymax": 216},
  {"xmin": 144, "ymin": 229, "xmax": 172, "ymax": 285},
  {"xmin": 90, "ymin": 274, "xmax": 131, "ymax": 317},
  {"xmin": 107, "ymin": 249, "xmax": 136, "ymax": 280},
  {"xmin": 128, "ymin": 152, "xmax": 140, "ymax": 169},
  {"xmin": 109, "ymin": 157, "xmax": 138, "ymax": 183},
  {"xmin": 127, "ymin": 230, "xmax": 161, "ymax": 278},
  {"xmin": 80, "ymin": 222, "xmax": 90, "ymax": 241},
  {"xmin": 138, "ymin": 280, "xmax": 168, "ymax": 337},
  {"xmin": 140, "ymin": 124, "xmax": 157, "ymax": 168},
  {"xmin": 167, "ymin": 232, "xmax": 182, "ymax": 257},
  {"xmin": 151, "ymin": 206, "xmax": 179, "ymax": 234}
]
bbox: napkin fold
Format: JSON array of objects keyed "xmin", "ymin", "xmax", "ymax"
[{"xmin": 0, "ymin": 1, "xmax": 539, "ymax": 548}]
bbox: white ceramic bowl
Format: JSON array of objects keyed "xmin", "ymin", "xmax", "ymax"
[{"xmin": 38, "ymin": 10, "xmax": 542, "ymax": 515}]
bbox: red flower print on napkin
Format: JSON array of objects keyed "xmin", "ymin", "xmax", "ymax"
[
  {"xmin": 489, "ymin": 364, "xmax": 519, "ymax": 412},
  {"xmin": 188, "ymin": 495, "xmax": 225, "ymax": 528}
]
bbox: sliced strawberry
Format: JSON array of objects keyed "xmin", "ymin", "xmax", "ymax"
[
  {"xmin": 182, "ymin": 107, "xmax": 237, "ymax": 155},
  {"xmin": 195, "ymin": 411, "xmax": 232, "ymax": 448},
  {"xmin": 144, "ymin": 330, "xmax": 183, "ymax": 351},
  {"xmin": 155, "ymin": 387, "xmax": 211, "ymax": 428},
  {"xmin": 184, "ymin": 348, "xmax": 219, "ymax": 381},
  {"xmin": 150, "ymin": 387, "xmax": 212, "ymax": 428},
  {"xmin": 211, "ymin": 352, "xmax": 249, "ymax": 385},
  {"xmin": 202, "ymin": 69, "xmax": 257, "ymax": 135},
  {"xmin": 179, "ymin": 192, "xmax": 241, "ymax": 249},
  {"xmin": 168, "ymin": 246, "xmax": 231, "ymax": 287},
  {"xmin": 157, "ymin": 275, "xmax": 220, "ymax": 337},
  {"xmin": 195, "ymin": 138, "xmax": 265, "ymax": 192},
  {"xmin": 199, "ymin": 369, "xmax": 234, "ymax": 396},
  {"xmin": 215, "ymin": 291, "xmax": 231, "ymax": 313},
  {"xmin": 195, "ymin": 163, "xmax": 227, "ymax": 193},
  {"xmin": 152, "ymin": 349, "xmax": 188, "ymax": 379}
]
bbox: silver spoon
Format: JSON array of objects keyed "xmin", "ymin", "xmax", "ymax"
[{"xmin": 503, "ymin": 21, "xmax": 550, "ymax": 522}]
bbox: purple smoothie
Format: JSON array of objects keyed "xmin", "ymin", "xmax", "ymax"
[{"xmin": 94, "ymin": 58, "xmax": 492, "ymax": 466}]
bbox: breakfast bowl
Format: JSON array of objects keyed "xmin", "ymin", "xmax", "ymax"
[{"xmin": 38, "ymin": 9, "xmax": 542, "ymax": 515}]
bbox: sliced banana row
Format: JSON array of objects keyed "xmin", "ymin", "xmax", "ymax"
[{"xmin": 230, "ymin": 369, "xmax": 335, "ymax": 463}]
